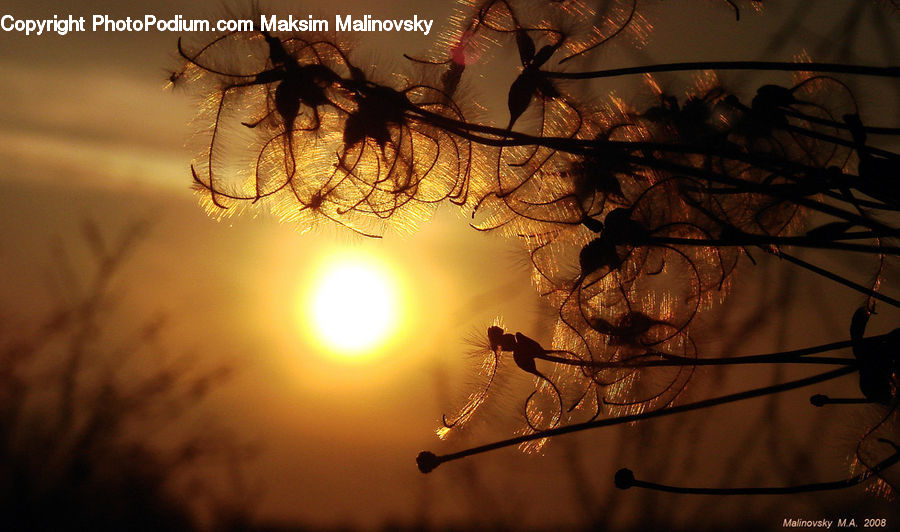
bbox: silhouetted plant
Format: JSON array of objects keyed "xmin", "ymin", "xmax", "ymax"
[
  {"xmin": 173, "ymin": 0, "xmax": 899, "ymax": 503},
  {"xmin": 0, "ymin": 221, "xmax": 250, "ymax": 530}
]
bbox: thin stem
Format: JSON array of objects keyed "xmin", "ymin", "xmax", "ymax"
[
  {"xmin": 783, "ymin": 108, "xmax": 900, "ymax": 136},
  {"xmin": 410, "ymin": 102, "xmax": 900, "ymax": 213},
  {"xmin": 625, "ymin": 154, "xmax": 900, "ymax": 238},
  {"xmin": 726, "ymin": 99, "xmax": 900, "ymax": 161},
  {"xmin": 540, "ymin": 61, "xmax": 900, "ymax": 80},
  {"xmin": 773, "ymin": 250, "xmax": 900, "ymax": 307},
  {"xmin": 615, "ymin": 444, "xmax": 900, "ymax": 494},
  {"xmin": 647, "ymin": 235, "xmax": 900, "ymax": 255},
  {"xmin": 417, "ymin": 367, "xmax": 855, "ymax": 472},
  {"xmin": 427, "ymin": 114, "xmax": 899, "ymax": 231},
  {"xmin": 411, "ymin": 103, "xmax": 855, "ymax": 180},
  {"xmin": 810, "ymin": 394, "xmax": 873, "ymax": 407},
  {"xmin": 780, "ymin": 121, "xmax": 899, "ymax": 161},
  {"xmin": 539, "ymin": 352, "xmax": 855, "ymax": 368},
  {"xmin": 536, "ymin": 335, "xmax": 886, "ymax": 369}
]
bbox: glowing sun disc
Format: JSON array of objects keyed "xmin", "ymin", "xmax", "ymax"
[{"xmin": 310, "ymin": 259, "xmax": 397, "ymax": 356}]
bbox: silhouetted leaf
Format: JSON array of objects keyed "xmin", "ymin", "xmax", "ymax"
[
  {"xmin": 532, "ymin": 44, "xmax": 558, "ymax": 67},
  {"xmin": 512, "ymin": 332, "xmax": 544, "ymax": 376},
  {"xmin": 516, "ymin": 29, "xmax": 535, "ymax": 65},
  {"xmin": 507, "ymin": 73, "xmax": 537, "ymax": 129}
]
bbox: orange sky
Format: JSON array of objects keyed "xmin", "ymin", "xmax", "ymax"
[{"xmin": 1, "ymin": 1, "xmax": 898, "ymax": 529}]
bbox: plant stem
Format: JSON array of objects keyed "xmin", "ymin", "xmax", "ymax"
[
  {"xmin": 535, "ymin": 335, "xmax": 887, "ymax": 370},
  {"xmin": 772, "ymin": 250, "xmax": 900, "ymax": 307},
  {"xmin": 410, "ymin": 102, "xmax": 900, "ymax": 212},
  {"xmin": 626, "ymin": 154, "xmax": 900, "ymax": 238},
  {"xmin": 647, "ymin": 235, "xmax": 900, "ymax": 255},
  {"xmin": 540, "ymin": 61, "xmax": 900, "ymax": 80},
  {"xmin": 783, "ymin": 108, "xmax": 900, "ymax": 136},
  {"xmin": 418, "ymin": 367, "xmax": 855, "ymax": 472},
  {"xmin": 616, "ymin": 447, "xmax": 900, "ymax": 494},
  {"xmin": 810, "ymin": 394, "xmax": 873, "ymax": 406}
]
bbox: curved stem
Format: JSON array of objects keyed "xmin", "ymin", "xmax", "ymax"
[
  {"xmin": 625, "ymin": 154, "xmax": 900, "ymax": 238},
  {"xmin": 407, "ymin": 107, "xmax": 897, "ymax": 235},
  {"xmin": 616, "ymin": 445, "xmax": 900, "ymax": 494},
  {"xmin": 409, "ymin": 102, "xmax": 900, "ymax": 210},
  {"xmin": 540, "ymin": 61, "xmax": 900, "ymax": 80},
  {"xmin": 418, "ymin": 367, "xmax": 855, "ymax": 472},
  {"xmin": 726, "ymin": 99, "xmax": 900, "ymax": 161}
]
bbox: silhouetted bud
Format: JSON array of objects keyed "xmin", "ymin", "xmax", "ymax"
[
  {"xmin": 615, "ymin": 468, "xmax": 635, "ymax": 489},
  {"xmin": 416, "ymin": 451, "xmax": 440, "ymax": 473},
  {"xmin": 604, "ymin": 208, "xmax": 648, "ymax": 246},
  {"xmin": 487, "ymin": 325, "xmax": 517, "ymax": 352},
  {"xmin": 579, "ymin": 237, "xmax": 621, "ymax": 275},
  {"xmin": 752, "ymin": 84, "xmax": 794, "ymax": 124},
  {"xmin": 512, "ymin": 332, "xmax": 544, "ymax": 376},
  {"xmin": 810, "ymin": 394, "xmax": 828, "ymax": 407}
]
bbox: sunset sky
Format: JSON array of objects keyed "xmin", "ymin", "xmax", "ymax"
[{"xmin": 1, "ymin": 1, "xmax": 898, "ymax": 529}]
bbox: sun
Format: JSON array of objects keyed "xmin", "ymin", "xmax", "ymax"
[{"xmin": 307, "ymin": 255, "xmax": 399, "ymax": 358}]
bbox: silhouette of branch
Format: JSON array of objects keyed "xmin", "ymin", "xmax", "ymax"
[
  {"xmin": 418, "ymin": 367, "xmax": 855, "ymax": 472},
  {"xmin": 540, "ymin": 61, "xmax": 900, "ymax": 80},
  {"xmin": 614, "ymin": 439, "xmax": 900, "ymax": 494}
]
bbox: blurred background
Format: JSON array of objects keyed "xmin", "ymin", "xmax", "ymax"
[{"xmin": 0, "ymin": 1, "xmax": 897, "ymax": 530}]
